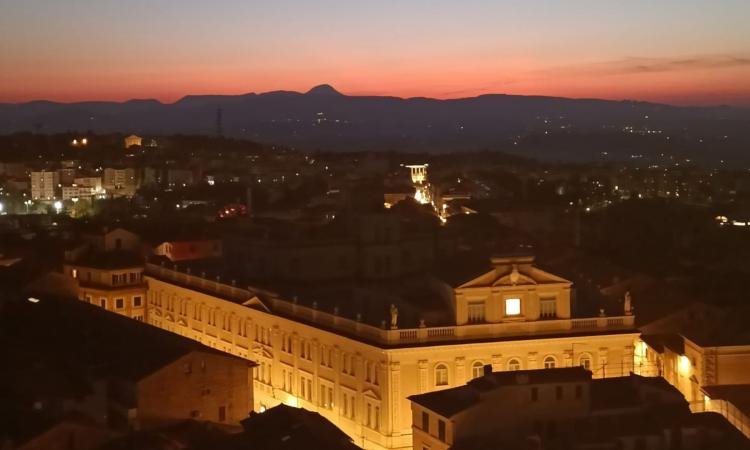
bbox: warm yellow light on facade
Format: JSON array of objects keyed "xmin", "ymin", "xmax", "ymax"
[{"xmin": 679, "ymin": 355, "xmax": 691, "ymax": 375}]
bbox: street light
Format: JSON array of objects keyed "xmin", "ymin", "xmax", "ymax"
[{"xmin": 53, "ymin": 200, "xmax": 63, "ymax": 214}]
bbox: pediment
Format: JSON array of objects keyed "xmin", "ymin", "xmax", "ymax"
[
  {"xmin": 242, "ymin": 296, "xmax": 271, "ymax": 313},
  {"xmin": 251, "ymin": 344, "xmax": 273, "ymax": 359},
  {"xmin": 494, "ymin": 270, "xmax": 537, "ymax": 286},
  {"xmin": 458, "ymin": 264, "xmax": 570, "ymax": 289},
  {"xmin": 362, "ymin": 389, "xmax": 381, "ymax": 400}
]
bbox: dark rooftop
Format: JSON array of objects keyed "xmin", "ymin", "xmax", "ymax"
[
  {"xmin": 409, "ymin": 367, "xmax": 591, "ymax": 418},
  {"xmin": 206, "ymin": 404, "xmax": 360, "ymax": 450}
]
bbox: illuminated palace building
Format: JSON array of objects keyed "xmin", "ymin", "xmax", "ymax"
[{"xmin": 137, "ymin": 252, "xmax": 637, "ymax": 450}]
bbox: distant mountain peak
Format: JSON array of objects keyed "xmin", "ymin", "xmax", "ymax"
[{"xmin": 305, "ymin": 84, "xmax": 343, "ymax": 96}]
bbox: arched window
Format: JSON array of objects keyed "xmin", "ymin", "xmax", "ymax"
[
  {"xmin": 471, "ymin": 361, "xmax": 485, "ymax": 379},
  {"xmin": 543, "ymin": 356, "xmax": 557, "ymax": 369},
  {"xmin": 435, "ymin": 363, "xmax": 449, "ymax": 386},
  {"xmin": 507, "ymin": 358, "xmax": 521, "ymax": 371},
  {"xmin": 579, "ymin": 354, "xmax": 592, "ymax": 371}
]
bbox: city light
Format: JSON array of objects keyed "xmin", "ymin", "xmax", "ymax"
[{"xmin": 53, "ymin": 200, "xmax": 63, "ymax": 213}]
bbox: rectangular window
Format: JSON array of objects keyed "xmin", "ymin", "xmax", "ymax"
[
  {"xmin": 467, "ymin": 301, "xmax": 486, "ymax": 323},
  {"xmin": 100, "ymin": 298, "xmax": 107, "ymax": 308},
  {"xmin": 505, "ymin": 298, "xmax": 521, "ymax": 316},
  {"xmin": 71, "ymin": 269, "xmax": 78, "ymax": 279},
  {"xmin": 133, "ymin": 296, "xmax": 142, "ymax": 307},
  {"xmin": 422, "ymin": 412, "xmax": 430, "ymax": 432},
  {"xmin": 540, "ymin": 297, "xmax": 557, "ymax": 319},
  {"xmin": 438, "ymin": 420, "xmax": 446, "ymax": 442},
  {"xmin": 115, "ymin": 298, "xmax": 124, "ymax": 309}
]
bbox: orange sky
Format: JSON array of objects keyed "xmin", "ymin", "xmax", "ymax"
[{"xmin": 2, "ymin": 1, "xmax": 749, "ymax": 106}]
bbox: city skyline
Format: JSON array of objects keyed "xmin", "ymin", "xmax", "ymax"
[{"xmin": 2, "ymin": 0, "xmax": 750, "ymax": 106}]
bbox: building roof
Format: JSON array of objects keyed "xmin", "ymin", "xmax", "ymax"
[
  {"xmin": 681, "ymin": 307, "xmax": 750, "ymax": 347},
  {"xmin": 409, "ymin": 367, "xmax": 591, "ymax": 418},
  {"xmin": 0, "ymin": 294, "xmax": 247, "ymax": 392},
  {"xmin": 208, "ymin": 404, "xmax": 360, "ymax": 450},
  {"xmin": 703, "ymin": 385, "xmax": 750, "ymax": 418},
  {"xmin": 72, "ymin": 250, "xmax": 144, "ymax": 269},
  {"xmin": 590, "ymin": 373, "xmax": 680, "ymax": 411},
  {"xmin": 641, "ymin": 333, "xmax": 685, "ymax": 355}
]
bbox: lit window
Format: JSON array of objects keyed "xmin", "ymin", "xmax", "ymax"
[
  {"xmin": 507, "ymin": 358, "xmax": 521, "ymax": 371},
  {"xmin": 544, "ymin": 356, "xmax": 556, "ymax": 369},
  {"xmin": 71, "ymin": 269, "xmax": 78, "ymax": 279},
  {"xmin": 435, "ymin": 364, "xmax": 449, "ymax": 386},
  {"xmin": 579, "ymin": 355, "xmax": 592, "ymax": 370},
  {"xmin": 505, "ymin": 298, "xmax": 521, "ymax": 316}
]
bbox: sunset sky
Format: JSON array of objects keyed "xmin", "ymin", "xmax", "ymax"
[{"xmin": 2, "ymin": 0, "xmax": 749, "ymax": 105}]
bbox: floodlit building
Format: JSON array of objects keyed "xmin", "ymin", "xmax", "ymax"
[
  {"xmin": 406, "ymin": 165, "xmax": 428, "ymax": 185},
  {"xmin": 30, "ymin": 170, "xmax": 59, "ymax": 200},
  {"xmin": 637, "ymin": 306, "xmax": 750, "ymax": 438},
  {"xmin": 409, "ymin": 366, "xmax": 746, "ymax": 450},
  {"xmin": 124, "ymin": 134, "xmax": 143, "ymax": 148},
  {"xmin": 140, "ymin": 254, "xmax": 639, "ymax": 449},
  {"xmin": 64, "ymin": 252, "xmax": 147, "ymax": 321},
  {"xmin": 103, "ymin": 167, "xmax": 137, "ymax": 197},
  {"xmin": 62, "ymin": 184, "xmax": 96, "ymax": 200}
]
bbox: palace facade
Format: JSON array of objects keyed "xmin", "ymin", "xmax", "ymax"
[{"xmin": 139, "ymin": 255, "xmax": 638, "ymax": 449}]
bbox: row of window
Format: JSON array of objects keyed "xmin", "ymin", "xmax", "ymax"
[
  {"xmin": 278, "ymin": 367, "xmax": 377, "ymax": 427},
  {"xmin": 434, "ymin": 355, "xmax": 593, "ymax": 386},
  {"xmin": 72, "ymin": 268, "xmax": 142, "ymax": 287},
  {"xmin": 467, "ymin": 297, "xmax": 557, "ymax": 323},
  {"xmin": 85, "ymin": 295, "xmax": 142, "ymax": 310}
]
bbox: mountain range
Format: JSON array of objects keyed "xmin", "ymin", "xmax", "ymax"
[{"xmin": 2, "ymin": 85, "xmax": 749, "ymax": 153}]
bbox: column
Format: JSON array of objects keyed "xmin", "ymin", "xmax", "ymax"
[
  {"xmin": 455, "ymin": 357, "xmax": 466, "ymax": 384},
  {"xmin": 418, "ymin": 360, "xmax": 428, "ymax": 393}
]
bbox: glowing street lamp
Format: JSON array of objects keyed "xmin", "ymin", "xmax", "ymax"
[{"xmin": 53, "ymin": 200, "xmax": 63, "ymax": 214}]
